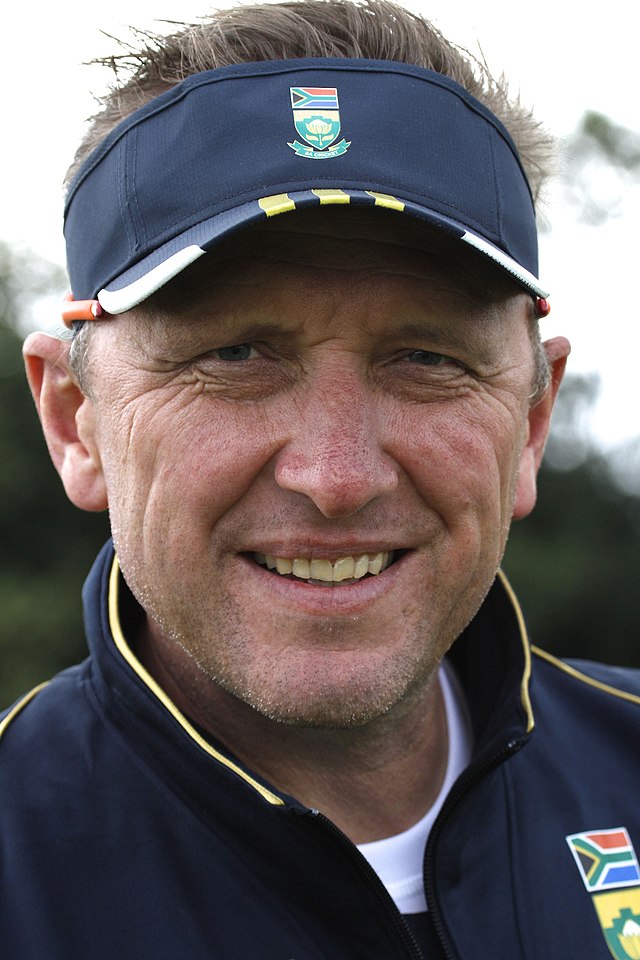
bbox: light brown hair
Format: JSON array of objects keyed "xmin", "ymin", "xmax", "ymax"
[{"xmin": 67, "ymin": 0, "xmax": 554, "ymax": 202}]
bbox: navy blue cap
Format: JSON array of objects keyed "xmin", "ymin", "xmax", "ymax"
[{"xmin": 64, "ymin": 57, "xmax": 548, "ymax": 314}]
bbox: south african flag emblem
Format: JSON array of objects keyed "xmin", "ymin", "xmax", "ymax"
[
  {"xmin": 287, "ymin": 86, "xmax": 350, "ymax": 159},
  {"xmin": 567, "ymin": 828, "xmax": 640, "ymax": 892}
]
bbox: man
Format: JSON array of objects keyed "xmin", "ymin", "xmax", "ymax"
[{"xmin": 3, "ymin": 2, "xmax": 639, "ymax": 958}]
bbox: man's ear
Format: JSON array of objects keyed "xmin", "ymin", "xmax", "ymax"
[
  {"xmin": 23, "ymin": 332, "xmax": 108, "ymax": 512},
  {"xmin": 512, "ymin": 336, "xmax": 571, "ymax": 521}
]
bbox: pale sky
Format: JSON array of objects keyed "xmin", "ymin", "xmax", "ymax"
[{"xmin": 3, "ymin": 2, "xmax": 639, "ymax": 454}]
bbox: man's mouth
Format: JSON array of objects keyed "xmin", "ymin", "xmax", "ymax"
[{"xmin": 252, "ymin": 551, "xmax": 396, "ymax": 586}]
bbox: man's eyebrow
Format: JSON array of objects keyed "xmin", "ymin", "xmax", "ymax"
[
  {"xmin": 137, "ymin": 314, "xmax": 303, "ymax": 354},
  {"xmin": 375, "ymin": 316, "xmax": 507, "ymax": 357}
]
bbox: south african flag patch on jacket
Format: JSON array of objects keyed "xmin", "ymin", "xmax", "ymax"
[{"xmin": 567, "ymin": 828, "xmax": 640, "ymax": 892}]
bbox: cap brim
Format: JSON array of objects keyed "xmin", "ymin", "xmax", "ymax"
[{"xmin": 97, "ymin": 188, "xmax": 548, "ymax": 315}]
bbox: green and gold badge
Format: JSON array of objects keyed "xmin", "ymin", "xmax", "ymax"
[
  {"xmin": 288, "ymin": 87, "xmax": 350, "ymax": 159},
  {"xmin": 567, "ymin": 828, "xmax": 640, "ymax": 959}
]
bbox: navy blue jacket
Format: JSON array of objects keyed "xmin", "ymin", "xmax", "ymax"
[{"xmin": 2, "ymin": 540, "xmax": 640, "ymax": 959}]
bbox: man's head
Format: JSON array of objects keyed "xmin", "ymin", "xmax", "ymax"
[{"xmin": 24, "ymin": 0, "xmax": 569, "ymax": 730}]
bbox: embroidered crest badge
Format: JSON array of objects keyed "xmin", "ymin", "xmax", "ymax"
[
  {"xmin": 287, "ymin": 87, "xmax": 350, "ymax": 159},
  {"xmin": 567, "ymin": 828, "xmax": 640, "ymax": 959},
  {"xmin": 593, "ymin": 889, "xmax": 640, "ymax": 960}
]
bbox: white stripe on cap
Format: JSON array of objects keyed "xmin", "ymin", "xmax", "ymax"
[
  {"xmin": 461, "ymin": 231, "xmax": 549, "ymax": 298},
  {"xmin": 97, "ymin": 216, "xmax": 548, "ymax": 316},
  {"xmin": 98, "ymin": 244, "xmax": 206, "ymax": 315}
]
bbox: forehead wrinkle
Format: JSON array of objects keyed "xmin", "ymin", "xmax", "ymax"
[
  {"xmin": 219, "ymin": 237, "xmax": 499, "ymax": 304},
  {"xmin": 243, "ymin": 210, "xmax": 522, "ymax": 299},
  {"xmin": 144, "ymin": 207, "xmax": 522, "ymax": 320},
  {"xmin": 145, "ymin": 255, "xmax": 506, "ymax": 336}
]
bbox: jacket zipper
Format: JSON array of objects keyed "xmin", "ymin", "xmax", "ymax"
[
  {"xmin": 307, "ymin": 809, "xmax": 425, "ymax": 959},
  {"xmin": 423, "ymin": 736, "xmax": 527, "ymax": 960}
]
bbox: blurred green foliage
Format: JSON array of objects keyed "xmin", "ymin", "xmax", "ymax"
[
  {"xmin": 1, "ymin": 240, "xmax": 639, "ymax": 710},
  {"xmin": 0, "ymin": 245, "xmax": 109, "ymax": 707},
  {"xmin": 504, "ymin": 459, "xmax": 640, "ymax": 664},
  {"xmin": 563, "ymin": 111, "xmax": 640, "ymax": 225},
  {"xmin": 503, "ymin": 357, "xmax": 640, "ymax": 664}
]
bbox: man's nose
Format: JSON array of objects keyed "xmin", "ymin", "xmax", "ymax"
[{"xmin": 273, "ymin": 373, "xmax": 399, "ymax": 518}]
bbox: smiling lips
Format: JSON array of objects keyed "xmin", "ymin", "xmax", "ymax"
[{"xmin": 253, "ymin": 551, "xmax": 394, "ymax": 585}]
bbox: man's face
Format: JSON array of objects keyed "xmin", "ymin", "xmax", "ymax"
[{"xmin": 81, "ymin": 211, "xmax": 552, "ymax": 728}]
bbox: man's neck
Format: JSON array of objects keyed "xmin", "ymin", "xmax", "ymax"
[{"xmin": 136, "ymin": 625, "xmax": 449, "ymax": 845}]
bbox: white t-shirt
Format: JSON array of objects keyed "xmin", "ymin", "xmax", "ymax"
[{"xmin": 357, "ymin": 660, "xmax": 473, "ymax": 913}]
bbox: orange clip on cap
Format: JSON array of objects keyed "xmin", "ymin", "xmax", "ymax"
[{"xmin": 62, "ymin": 293, "xmax": 105, "ymax": 328}]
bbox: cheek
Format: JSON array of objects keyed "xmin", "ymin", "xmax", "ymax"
[
  {"xmin": 104, "ymin": 399, "xmax": 284, "ymax": 538},
  {"xmin": 391, "ymin": 401, "xmax": 526, "ymax": 520}
]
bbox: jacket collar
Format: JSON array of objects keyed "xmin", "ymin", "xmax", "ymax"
[
  {"xmin": 447, "ymin": 568, "xmax": 534, "ymax": 761},
  {"xmin": 83, "ymin": 539, "xmax": 534, "ymax": 805}
]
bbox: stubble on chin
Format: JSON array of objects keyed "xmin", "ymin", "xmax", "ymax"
[{"xmin": 154, "ymin": 597, "xmax": 448, "ymax": 731}]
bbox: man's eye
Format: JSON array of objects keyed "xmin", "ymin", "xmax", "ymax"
[
  {"xmin": 405, "ymin": 350, "xmax": 449, "ymax": 366},
  {"xmin": 211, "ymin": 344, "xmax": 258, "ymax": 361}
]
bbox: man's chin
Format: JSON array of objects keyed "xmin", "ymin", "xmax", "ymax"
[
  {"xmin": 214, "ymin": 661, "xmax": 435, "ymax": 732},
  {"xmin": 245, "ymin": 696, "xmax": 396, "ymax": 730}
]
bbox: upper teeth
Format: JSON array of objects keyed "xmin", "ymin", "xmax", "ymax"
[{"xmin": 255, "ymin": 551, "xmax": 392, "ymax": 582}]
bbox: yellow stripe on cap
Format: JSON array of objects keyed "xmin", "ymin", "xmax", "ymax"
[
  {"xmin": 311, "ymin": 189, "xmax": 351, "ymax": 205},
  {"xmin": 366, "ymin": 192, "xmax": 405, "ymax": 211},
  {"xmin": 258, "ymin": 194, "xmax": 296, "ymax": 217}
]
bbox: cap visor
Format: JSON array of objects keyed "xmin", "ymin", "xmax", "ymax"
[{"xmin": 98, "ymin": 188, "xmax": 548, "ymax": 314}]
